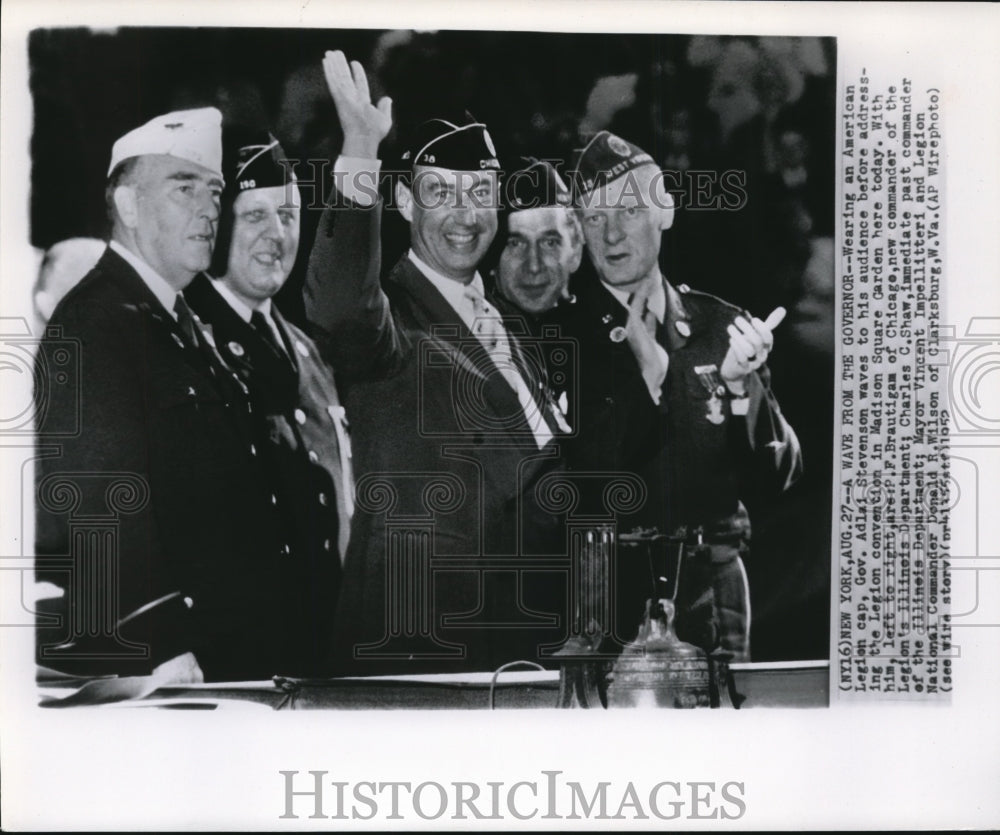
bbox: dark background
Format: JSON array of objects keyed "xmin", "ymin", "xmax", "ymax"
[{"xmin": 29, "ymin": 27, "xmax": 836, "ymax": 661}]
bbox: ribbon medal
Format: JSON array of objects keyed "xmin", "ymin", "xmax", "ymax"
[{"xmin": 694, "ymin": 363, "xmax": 726, "ymax": 425}]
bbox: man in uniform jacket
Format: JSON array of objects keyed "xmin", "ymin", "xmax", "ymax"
[
  {"xmin": 185, "ymin": 129, "xmax": 354, "ymax": 677},
  {"xmin": 557, "ymin": 131, "xmax": 804, "ymax": 661},
  {"xmin": 34, "ymin": 108, "xmax": 293, "ymax": 682},
  {"xmin": 304, "ymin": 52, "xmax": 568, "ymax": 675}
]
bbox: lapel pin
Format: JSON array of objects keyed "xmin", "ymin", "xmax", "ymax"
[
  {"xmin": 228, "ymin": 341, "xmax": 245, "ymax": 358},
  {"xmin": 601, "ymin": 313, "xmax": 613, "ymax": 324},
  {"xmin": 609, "ymin": 326, "xmax": 627, "ymax": 343}
]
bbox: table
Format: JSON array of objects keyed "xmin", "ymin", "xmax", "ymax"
[{"xmin": 38, "ymin": 661, "xmax": 829, "ymax": 709}]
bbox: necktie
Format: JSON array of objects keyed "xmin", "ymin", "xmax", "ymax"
[
  {"xmin": 465, "ymin": 289, "xmax": 553, "ymax": 448},
  {"xmin": 250, "ymin": 310, "xmax": 294, "ymax": 369},
  {"xmin": 642, "ymin": 304, "xmax": 658, "ymax": 341},
  {"xmin": 173, "ymin": 295, "xmax": 200, "ymax": 350},
  {"xmin": 175, "ymin": 294, "xmax": 224, "ymax": 388},
  {"xmin": 466, "ymin": 289, "xmax": 512, "ymax": 367},
  {"xmin": 248, "ymin": 311, "xmax": 299, "ymax": 412},
  {"xmin": 625, "ymin": 293, "xmax": 669, "ymax": 404}
]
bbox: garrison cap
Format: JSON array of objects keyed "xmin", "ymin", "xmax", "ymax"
[
  {"xmin": 504, "ymin": 158, "xmax": 572, "ymax": 212},
  {"xmin": 570, "ymin": 130, "xmax": 655, "ymax": 203},
  {"xmin": 400, "ymin": 118, "xmax": 501, "ymax": 172},
  {"xmin": 226, "ymin": 130, "xmax": 296, "ymax": 193},
  {"xmin": 107, "ymin": 107, "xmax": 223, "ymax": 178}
]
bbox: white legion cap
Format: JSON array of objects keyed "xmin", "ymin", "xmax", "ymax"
[{"xmin": 107, "ymin": 107, "xmax": 224, "ymax": 177}]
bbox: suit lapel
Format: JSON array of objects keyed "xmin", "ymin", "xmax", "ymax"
[
  {"xmin": 664, "ymin": 279, "xmax": 694, "ymax": 353},
  {"xmin": 390, "ymin": 257, "xmax": 534, "ymax": 436},
  {"xmin": 271, "ymin": 309, "xmax": 296, "ymax": 369},
  {"xmin": 101, "ymin": 250, "xmax": 224, "ymax": 380},
  {"xmin": 184, "ymin": 274, "xmax": 298, "ymax": 409},
  {"xmin": 578, "ymin": 273, "xmax": 700, "ymax": 356},
  {"xmin": 577, "ymin": 274, "xmax": 630, "ymax": 349}
]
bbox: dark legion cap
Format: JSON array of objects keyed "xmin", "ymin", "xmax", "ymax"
[
  {"xmin": 504, "ymin": 158, "xmax": 572, "ymax": 212},
  {"xmin": 400, "ymin": 118, "xmax": 501, "ymax": 172},
  {"xmin": 228, "ymin": 131, "xmax": 295, "ymax": 192},
  {"xmin": 570, "ymin": 130, "xmax": 655, "ymax": 203}
]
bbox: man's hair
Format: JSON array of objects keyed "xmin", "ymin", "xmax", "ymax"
[{"xmin": 104, "ymin": 157, "xmax": 141, "ymax": 226}]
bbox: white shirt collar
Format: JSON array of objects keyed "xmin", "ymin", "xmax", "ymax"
[
  {"xmin": 210, "ymin": 278, "xmax": 274, "ymax": 325},
  {"xmin": 602, "ymin": 274, "xmax": 667, "ymax": 323},
  {"xmin": 109, "ymin": 239, "xmax": 181, "ymax": 318},
  {"xmin": 407, "ymin": 250, "xmax": 486, "ymax": 328}
]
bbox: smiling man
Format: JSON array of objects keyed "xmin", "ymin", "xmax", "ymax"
[
  {"xmin": 35, "ymin": 108, "xmax": 295, "ymax": 683},
  {"xmin": 185, "ymin": 130, "xmax": 355, "ymax": 675},
  {"xmin": 305, "ymin": 52, "xmax": 568, "ymax": 675}
]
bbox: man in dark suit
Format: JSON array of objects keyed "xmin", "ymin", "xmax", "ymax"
[
  {"xmin": 185, "ymin": 129, "xmax": 353, "ymax": 676},
  {"xmin": 482, "ymin": 159, "xmax": 583, "ymax": 429},
  {"xmin": 35, "ymin": 108, "xmax": 293, "ymax": 682},
  {"xmin": 305, "ymin": 52, "xmax": 568, "ymax": 675},
  {"xmin": 557, "ymin": 131, "xmax": 804, "ymax": 661}
]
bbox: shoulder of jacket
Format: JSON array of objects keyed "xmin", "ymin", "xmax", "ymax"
[
  {"xmin": 48, "ymin": 273, "xmax": 138, "ymax": 334},
  {"xmin": 675, "ymin": 283, "xmax": 744, "ymax": 317}
]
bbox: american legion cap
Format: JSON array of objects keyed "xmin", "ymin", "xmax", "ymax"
[
  {"xmin": 504, "ymin": 158, "xmax": 572, "ymax": 213},
  {"xmin": 569, "ymin": 130, "xmax": 655, "ymax": 203},
  {"xmin": 400, "ymin": 118, "xmax": 501, "ymax": 173},
  {"xmin": 107, "ymin": 107, "xmax": 224, "ymax": 178}
]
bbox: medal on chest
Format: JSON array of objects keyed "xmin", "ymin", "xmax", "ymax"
[{"xmin": 693, "ymin": 363, "xmax": 726, "ymax": 425}]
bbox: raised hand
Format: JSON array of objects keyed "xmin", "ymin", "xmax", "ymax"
[
  {"xmin": 322, "ymin": 50, "xmax": 392, "ymax": 158},
  {"xmin": 720, "ymin": 306, "xmax": 786, "ymax": 394}
]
